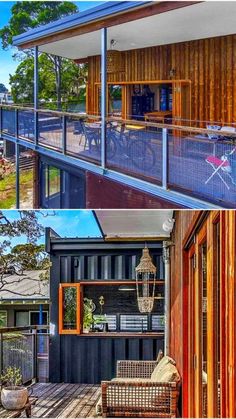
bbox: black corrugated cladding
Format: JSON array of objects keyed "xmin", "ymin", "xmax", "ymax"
[{"xmin": 48, "ymin": 235, "xmax": 165, "ymax": 383}]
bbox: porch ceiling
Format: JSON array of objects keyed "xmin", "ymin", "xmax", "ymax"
[
  {"xmin": 38, "ymin": 2, "xmax": 236, "ymax": 60},
  {"xmin": 95, "ymin": 210, "xmax": 174, "ymax": 239}
]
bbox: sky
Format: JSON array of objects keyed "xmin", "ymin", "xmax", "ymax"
[
  {"xmin": 0, "ymin": 0, "xmax": 104, "ymax": 89},
  {"xmin": 1, "ymin": 209, "xmax": 102, "ymax": 248}
]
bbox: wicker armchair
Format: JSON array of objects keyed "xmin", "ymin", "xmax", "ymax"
[{"xmin": 101, "ymin": 360, "xmax": 180, "ymax": 418}]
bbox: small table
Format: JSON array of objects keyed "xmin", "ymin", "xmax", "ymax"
[
  {"xmin": 1, "ymin": 397, "xmax": 38, "ymax": 418},
  {"xmin": 144, "ymin": 111, "xmax": 172, "ymax": 124}
]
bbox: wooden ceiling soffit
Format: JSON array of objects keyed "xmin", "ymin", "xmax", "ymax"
[{"xmin": 20, "ymin": 1, "xmax": 202, "ymax": 49}]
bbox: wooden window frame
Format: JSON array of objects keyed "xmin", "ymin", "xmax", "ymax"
[
  {"xmin": 59, "ymin": 283, "xmax": 81, "ymax": 335},
  {"xmin": 59, "ymin": 280, "xmax": 164, "ymax": 335}
]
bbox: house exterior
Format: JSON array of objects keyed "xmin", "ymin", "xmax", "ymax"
[
  {"xmin": 1, "ymin": 1, "xmax": 236, "ymax": 209},
  {"xmin": 0, "ymin": 270, "xmax": 50, "ymax": 328},
  {"xmin": 46, "ymin": 209, "xmax": 236, "ymax": 418}
]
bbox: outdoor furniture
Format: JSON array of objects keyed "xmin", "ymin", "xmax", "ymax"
[
  {"xmin": 0, "ymin": 396, "xmax": 37, "ymax": 418},
  {"xmin": 205, "ymin": 146, "xmax": 236, "ymax": 189},
  {"xmin": 144, "ymin": 111, "xmax": 172, "ymax": 124},
  {"xmin": 97, "ymin": 355, "xmax": 180, "ymax": 418}
]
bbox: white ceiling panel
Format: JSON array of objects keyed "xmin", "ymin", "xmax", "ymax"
[
  {"xmin": 95, "ymin": 210, "xmax": 174, "ymax": 239},
  {"xmin": 39, "ymin": 2, "xmax": 236, "ymax": 59}
]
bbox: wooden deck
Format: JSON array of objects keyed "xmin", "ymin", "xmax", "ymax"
[{"xmin": 0, "ymin": 383, "xmax": 101, "ymax": 418}]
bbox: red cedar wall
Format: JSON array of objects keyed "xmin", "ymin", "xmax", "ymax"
[
  {"xmin": 86, "ymin": 172, "xmax": 184, "ymax": 209},
  {"xmin": 169, "ymin": 210, "xmax": 198, "ymax": 376}
]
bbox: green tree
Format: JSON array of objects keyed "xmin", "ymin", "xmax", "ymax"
[
  {"xmin": 0, "ymin": 83, "xmax": 8, "ymax": 94},
  {"xmin": 10, "ymin": 54, "xmax": 87, "ymax": 106},
  {"xmin": 0, "ymin": 2, "xmax": 86, "ymax": 108},
  {"xmin": 0, "ymin": 210, "xmax": 53, "ymax": 296}
]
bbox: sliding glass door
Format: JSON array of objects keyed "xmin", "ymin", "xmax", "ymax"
[{"xmin": 186, "ymin": 213, "xmax": 221, "ymax": 418}]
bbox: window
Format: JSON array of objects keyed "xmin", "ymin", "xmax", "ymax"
[
  {"xmin": 0, "ymin": 311, "xmax": 7, "ymax": 327},
  {"xmin": 59, "ymin": 284, "xmax": 81, "ymax": 334}
]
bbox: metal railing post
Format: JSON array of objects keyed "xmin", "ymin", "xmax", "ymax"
[
  {"xmin": 32, "ymin": 328, "xmax": 38, "ymax": 382},
  {"xmin": 101, "ymin": 27, "xmax": 107, "ymax": 170},
  {"xmin": 15, "ymin": 142, "xmax": 20, "ymax": 208},
  {"xmin": 34, "ymin": 46, "xmax": 39, "ymax": 145},
  {"xmin": 162, "ymin": 128, "xmax": 168, "ymax": 190},
  {"xmin": 0, "ymin": 106, "xmax": 2, "ymax": 134},
  {"xmin": 15, "ymin": 108, "xmax": 18, "ymax": 138},
  {"xmin": 62, "ymin": 115, "xmax": 67, "ymax": 154}
]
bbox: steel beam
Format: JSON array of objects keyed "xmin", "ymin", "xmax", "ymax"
[{"xmin": 101, "ymin": 27, "xmax": 107, "ymax": 170}]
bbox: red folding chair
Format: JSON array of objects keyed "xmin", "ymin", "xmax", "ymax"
[{"xmin": 205, "ymin": 146, "xmax": 236, "ymax": 190}]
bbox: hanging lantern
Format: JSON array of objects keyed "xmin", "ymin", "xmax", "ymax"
[
  {"xmin": 135, "ymin": 246, "xmax": 157, "ymax": 313},
  {"xmin": 107, "ymin": 39, "xmax": 124, "ymax": 74}
]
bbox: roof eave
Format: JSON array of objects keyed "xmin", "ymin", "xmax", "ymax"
[{"xmin": 13, "ymin": 1, "xmax": 153, "ymax": 48}]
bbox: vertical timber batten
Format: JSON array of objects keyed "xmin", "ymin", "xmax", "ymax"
[{"xmin": 101, "ymin": 28, "xmax": 107, "ymax": 170}]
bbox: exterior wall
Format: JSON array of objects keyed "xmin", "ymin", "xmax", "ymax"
[
  {"xmin": 87, "ymin": 34, "xmax": 236, "ymax": 124},
  {"xmin": 49, "ymin": 240, "xmax": 165, "ymax": 384},
  {"xmin": 0, "ymin": 304, "xmax": 49, "ymax": 327},
  {"xmin": 86, "ymin": 172, "xmax": 184, "ymax": 209}
]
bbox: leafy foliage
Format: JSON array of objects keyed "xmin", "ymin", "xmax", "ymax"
[
  {"xmin": 0, "ymin": 2, "xmax": 87, "ymax": 107},
  {"xmin": 0, "ymin": 367, "xmax": 22, "ymax": 389},
  {"xmin": 0, "ymin": 211, "xmax": 53, "ymax": 295},
  {"xmin": 0, "ymin": 2, "xmax": 78, "ymax": 48},
  {"xmin": 0, "ymin": 83, "xmax": 8, "ymax": 93}
]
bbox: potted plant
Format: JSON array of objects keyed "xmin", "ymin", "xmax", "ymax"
[{"xmin": 0, "ymin": 367, "xmax": 28, "ymax": 410}]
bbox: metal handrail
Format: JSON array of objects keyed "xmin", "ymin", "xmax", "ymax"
[{"xmin": 1, "ymin": 103, "xmax": 236, "ymax": 138}]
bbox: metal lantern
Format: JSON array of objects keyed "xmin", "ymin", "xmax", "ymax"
[{"xmin": 135, "ymin": 246, "xmax": 157, "ymax": 313}]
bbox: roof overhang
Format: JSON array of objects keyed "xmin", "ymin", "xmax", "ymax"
[
  {"xmin": 94, "ymin": 210, "xmax": 174, "ymax": 239},
  {"xmin": 13, "ymin": 1, "xmax": 154, "ymax": 48},
  {"xmin": 13, "ymin": 1, "xmax": 236, "ymax": 61}
]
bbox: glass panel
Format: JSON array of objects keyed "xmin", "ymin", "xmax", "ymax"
[
  {"xmin": 201, "ymin": 242, "xmax": 207, "ymax": 418},
  {"xmin": 49, "ymin": 166, "xmax": 60, "ymax": 196},
  {"xmin": 16, "ymin": 311, "xmax": 29, "ymax": 327},
  {"xmin": 18, "ymin": 110, "xmax": 34, "ymax": 141},
  {"xmin": 108, "ymin": 85, "xmax": 122, "ymax": 118},
  {"xmin": 62, "ymin": 287, "xmax": 77, "ymax": 330}
]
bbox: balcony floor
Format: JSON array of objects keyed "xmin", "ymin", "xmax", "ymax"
[{"xmin": 1, "ymin": 383, "xmax": 100, "ymax": 418}]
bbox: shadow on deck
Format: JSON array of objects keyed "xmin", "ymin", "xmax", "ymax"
[{"xmin": 0, "ymin": 383, "xmax": 100, "ymax": 418}]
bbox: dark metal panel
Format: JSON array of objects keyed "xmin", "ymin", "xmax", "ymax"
[{"xmin": 49, "ymin": 254, "xmax": 61, "ymax": 383}]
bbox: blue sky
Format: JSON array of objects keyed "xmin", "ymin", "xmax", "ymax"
[
  {"xmin": 0, "ymin": 1, "xmax": 103, "ymax": 89},
  {"xmin": 1, "ymin": 210, "xmax": 102, "ymax": 248}
]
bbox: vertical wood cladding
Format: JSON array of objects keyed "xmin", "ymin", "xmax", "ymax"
[
  {"xmin": 169, "ymin": 211, "xmax": 198, "ymax": 377},
  {"xmin": 87, "ymin": 34, "xmax": 236, "ymax": 124}
]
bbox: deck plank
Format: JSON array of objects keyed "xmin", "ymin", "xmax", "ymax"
[{"xmin": 13, "ymin": 383, "xmax": 101, "ymax": 418}]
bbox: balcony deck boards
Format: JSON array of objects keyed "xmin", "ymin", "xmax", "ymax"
[{"xmin": 2, "ymin": 383, "xmax": 101, "ymax": 418}]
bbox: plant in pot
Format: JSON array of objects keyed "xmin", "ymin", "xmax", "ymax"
[{"xmin": 0, "ymin": 367, "xmax": 29, "ymax": 410}]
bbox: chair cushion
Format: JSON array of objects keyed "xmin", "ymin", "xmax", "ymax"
[
  {"xmin": 151, "ymin": 356, "xmax": 176, "ymax": 381},
  {"xmin": 153, "ymin": 363, "xmax": 180, "ymax": 383}
]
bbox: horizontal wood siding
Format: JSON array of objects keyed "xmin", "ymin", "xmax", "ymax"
[{"xmin": 88, "ymin": 34, "xmax": 236, "ymax": 124}]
